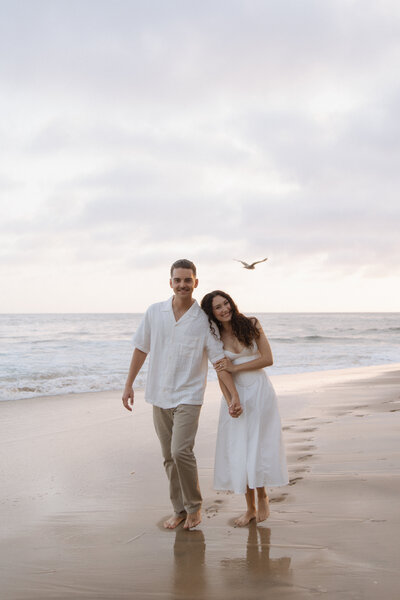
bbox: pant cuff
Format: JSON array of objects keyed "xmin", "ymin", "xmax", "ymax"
[{"xmin": 185, "ymin": 504, "xmax": 202, "ymax": 514}]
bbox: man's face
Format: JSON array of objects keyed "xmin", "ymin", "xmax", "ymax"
[{"xmin": 170, "ymin": 268, "xmax": 198, "ymax": 299}]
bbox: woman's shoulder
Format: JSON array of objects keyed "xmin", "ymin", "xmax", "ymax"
[{"xmin": 248, "ymin": 316, "xmax": 261, "ymax": 329}]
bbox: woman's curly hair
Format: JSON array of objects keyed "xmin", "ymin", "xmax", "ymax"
[{"xmin": 200, "ymin": 290, "xmax": 259, "ymax": 348}]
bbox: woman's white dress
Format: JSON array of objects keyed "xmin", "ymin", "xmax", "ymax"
[{"xmin": 214, "ymin": 343, "xmax": 289, "ymax": 494}]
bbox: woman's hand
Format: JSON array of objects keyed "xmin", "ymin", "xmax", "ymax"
[{"xmin": 214, "ymin": 357, "xmax": 235, "ymax": 373}]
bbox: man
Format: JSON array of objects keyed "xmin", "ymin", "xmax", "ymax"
[{"xmin": 122, "ymin": 259, "xmax": 241, "ymax": 530}]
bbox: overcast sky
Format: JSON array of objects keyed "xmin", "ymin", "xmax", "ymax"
[{"xmin": 1, "ymin": 0, "xmax": 399, "ymax": 312}]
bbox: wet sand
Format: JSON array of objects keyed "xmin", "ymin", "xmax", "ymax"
[{"xmin": 1, "ymin": 364, "xmax": 400, "ymax": 599}]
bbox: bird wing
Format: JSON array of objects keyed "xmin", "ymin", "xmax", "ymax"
[
  {"xmin": 249, "ymin": 258, "xmax": 268, "ymax": 267},
  {"xmin": 234, "ymin": 259, "xmax": 250, "ymax": 267}
]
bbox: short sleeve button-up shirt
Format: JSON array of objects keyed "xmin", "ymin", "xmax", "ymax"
[{"xmin": 133, "ymin": 297, "xmax": 225, "ymax": 409}]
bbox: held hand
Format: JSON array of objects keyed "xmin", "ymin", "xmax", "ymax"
[
  {"xmin": 122, "ymin": 387, "xmax": 134, "ymax": 412},
  {"xmin": 229, "ymin": 396, "xmax": 243, "ymax": 418},
  {"xmin": 214, "ymin": 357, "xmax": 235, "ymax": 373}
]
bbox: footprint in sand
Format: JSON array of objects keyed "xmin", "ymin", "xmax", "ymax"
[
  {"xmin": 291, "ymin": 436, "xmax": 314, "ymax": 443},
  {"xmin": 297, "ymin": 454, "xmax": 313, "ymax": 462},
  {"xmin": 288, "ymin": 443, "xmax": 315, "ymax": 452},
  {"xmin": 270, "ymin": 493, "xmax": 288, "ymax": 503},
  {"xmin": 291, "ymin": 465, "xmax": 310, "ymax": 474},
  {"xmin": 288, "ymin": 477, "xmax": 303, "ymax": 486},
  {"xmin": 205, "ymin": 499, "xmax": 224, "ymax": 518},
  {"xmin": 297, "ymin": 427, "xmax": 317, "ymax": 433},
  {"xmin": 205, "ymin": 506, "xmax": 218, "ymax": 518},
  {"xmin": 369, "ymin": 519, "xmax": 386, "ymax": 523}
]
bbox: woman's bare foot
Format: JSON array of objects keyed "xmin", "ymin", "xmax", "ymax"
[
  {"xmin": 257, "ymin": 495, "xmax": 270, "ymax": 523},
  {"xmin": 234, "ymin": 510, "xmax": 256, "ymax": 527},
  {"xmin": 163, "ymin": 514, "xmax": 186, "ymax": 529},
  {"xmin": 183, "ymin": 509, "xmax": 202, "ymax": 530}
]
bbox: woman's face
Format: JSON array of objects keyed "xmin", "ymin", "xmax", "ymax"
[{"xmin": 212, "ymin": 295, "xmax": 232, "ymax": 323}]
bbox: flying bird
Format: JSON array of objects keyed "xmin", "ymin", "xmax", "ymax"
[{"xmin": 234, "ymin": 258, "xmax": 268, "ymax": 270}]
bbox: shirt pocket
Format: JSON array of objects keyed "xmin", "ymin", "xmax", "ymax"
[
  {"xmin": 176, "ymin": 338, "xmax": 201, "ymax": 376},
  {"xmin": 178, "ymin": 338, "xmax": 200, "ymax": 368},
  {"xmin": 179, "ymin": 337, "xmax": 199, "ymax": 355},
  {"xmin": 163, "ymin": 339, "xmax": 201, "ymax": 389}
]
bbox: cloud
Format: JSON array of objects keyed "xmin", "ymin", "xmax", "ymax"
[
  {"xmin": 1, "ymin": 0, "xmax": 400, "ymax": 310},
  {"xmin": 2, "ymin": 1, "xmax": 399, "ymax": 108}
]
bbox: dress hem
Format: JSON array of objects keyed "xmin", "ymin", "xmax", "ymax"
[{"xmin": 214, "ymin": 480, "xmax": 289, "ymax": 495}]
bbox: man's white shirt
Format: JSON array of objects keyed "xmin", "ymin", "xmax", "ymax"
[{"xmin": 133, "ymin": 297, "xmax": 225, "ymax": 409}]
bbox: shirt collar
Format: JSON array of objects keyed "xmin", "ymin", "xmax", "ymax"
[
  {"xmin": 161, "ymin": 297, "xmax": 173, "ymax": 311},
  {"xmin": 161, "ymin": 296, "xmax": 200, "ymax": 318}
]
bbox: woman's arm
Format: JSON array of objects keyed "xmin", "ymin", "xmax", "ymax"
[{"xmin": 215, "ymin": 321, "xmax": 273, "ymax": 374}]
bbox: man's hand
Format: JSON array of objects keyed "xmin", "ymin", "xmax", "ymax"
[
  {"xmin": 122, "ymin": 348, "xmax": 147, "ymax": 412},
  {"xmin": 229, "ymin": 395, "xmax": 242, "ymax": 418},
  {"xmin": 122, "ymin": 387, "xmax": 134, "ymax": 412}
]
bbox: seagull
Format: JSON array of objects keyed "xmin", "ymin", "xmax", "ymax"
[{"xmin": 234, "ymin": 258, "xmax": 268, "ymax": 270}]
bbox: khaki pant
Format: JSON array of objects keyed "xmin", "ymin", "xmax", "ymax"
[{"xmin": 153, "ymin": 404, "xmax": 202, "ymax": 516}]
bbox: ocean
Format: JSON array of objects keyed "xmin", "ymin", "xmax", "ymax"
[{"xmin": 1, "ymin": 312, "xmax": 399, "ymax": 402}]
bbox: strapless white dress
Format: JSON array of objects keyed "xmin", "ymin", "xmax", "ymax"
[{"xmin": 214, "ymin": 343, "xmax": 289, "ymax": 494}]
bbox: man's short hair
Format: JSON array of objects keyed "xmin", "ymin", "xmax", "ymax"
[{"xmin": 170, "ymin": 259, "xmax": 197, "ymax": 277}]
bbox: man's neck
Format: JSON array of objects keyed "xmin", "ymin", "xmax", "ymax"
[{"xmin": 172, "ymin": 294, "xmax": 195, "ymax": 316}]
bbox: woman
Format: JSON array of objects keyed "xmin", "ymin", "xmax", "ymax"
[{"xmin": 201, "ymin": 291, "xmax": 288, "ymax": 526}]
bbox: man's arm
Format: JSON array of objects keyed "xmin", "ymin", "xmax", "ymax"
[
  {"xmin": 217, "ymin": 375, "xmax": 241, "ymax": 419},
  {"xmin": 204, "ymin": 324, "xmax": 242, "ymax": 416},
  {"xmin": 217, "ymin": 370, "xmax": 242, "ymax": 418},
  {"xmin": 122, "ymin": 348, "xmax": 147, "ymax": 412}
]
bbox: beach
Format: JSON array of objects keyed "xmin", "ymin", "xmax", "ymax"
[{"xmin": 1, "ymin": 363, "xmax": 400, "ymax": 599}]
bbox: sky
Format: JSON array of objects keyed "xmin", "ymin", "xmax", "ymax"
[{"xmin": 1, "ymin": 0, "xmax": 400, "ymax": 312}]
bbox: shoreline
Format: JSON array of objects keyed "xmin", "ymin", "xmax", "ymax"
[
  {"xmin": 2, "ymin": 361, "xmax": 400, "ymax": 405},
  {"xmin": 1, "ymin": 363, "xmax": 400, "ymax": 599}
]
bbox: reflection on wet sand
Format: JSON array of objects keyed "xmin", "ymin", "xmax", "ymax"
[
  {"xmin": 173, "ymin": 529, "xmax": 206, "ymax": 596},
  {"xmin": 172, "ymin": 525, "xmax": 291, "ymax": 598},
  {"xmin": 221, "ymin": 525, "xmax": 291, "ymax": 587}
]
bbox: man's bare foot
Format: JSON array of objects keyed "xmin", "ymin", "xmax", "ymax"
[
  {"xmin": 163, "ymin": 514, "xmax": 186, "ymax": 529},
  {"xmin": 183, "ymin": 509, "xmax": 202, "ymax": 530},
  {"xmin": 234, "ymin": 510, "xmax": 256, "ymax": 527},
  {"xmin": 257, "ymin": 495, "xmax": 270, "ymax": 522}
]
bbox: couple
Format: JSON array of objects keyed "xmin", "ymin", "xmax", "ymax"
[{"xmin": 122, "ymin": 259, "xmax": 288, "ymax": 530}]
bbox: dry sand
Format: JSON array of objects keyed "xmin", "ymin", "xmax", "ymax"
[{"xmin": 1, "ymin": 364, "xmax": 400, "ymax": 599}]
